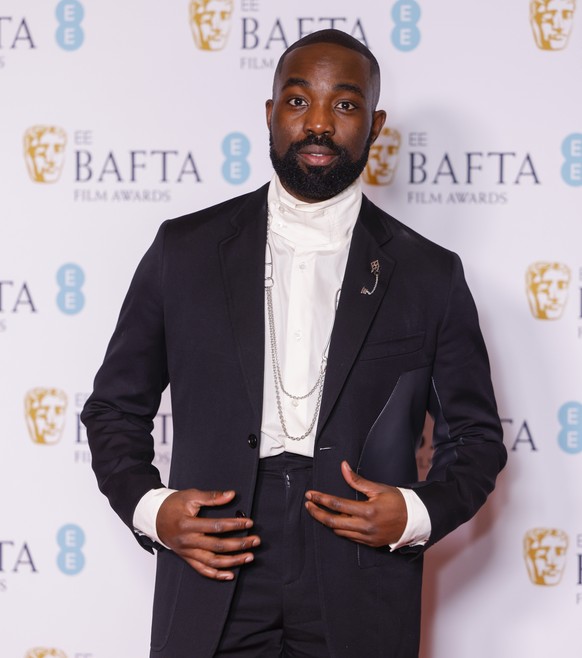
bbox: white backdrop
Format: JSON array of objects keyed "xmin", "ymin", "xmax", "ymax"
[{"xmin": 1, "ymin": 1, "xmax": 581, "ymax": 657}]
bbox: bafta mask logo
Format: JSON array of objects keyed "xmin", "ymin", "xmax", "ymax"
[
  {"xmin": 25, "ymin": 387, "xmax": 68, "ymax": 445},
  {"xmin": 189, "ymin": 0, "xmax": 233, "ymax": 51},
  {"xmin": 530, "ymin": 0, "xmax": 576, "ymax": 50},
  {"xmin": 524, "ymin": 528, "xmax": 569, "ymax": 586},
  {"xmin": 363, "ymin": 127, "xmax": 402, "ymax": 186},
  {"xmin": 526, "ymin": 261, "xmax": 571, "ymax": 320},
  {"xmin": 23, "ymin": 125, "xmax": 67, "ymax": 183},
  {"xmin": 25, "ymin": 649, "xmax": 67, "ymax": 658}
]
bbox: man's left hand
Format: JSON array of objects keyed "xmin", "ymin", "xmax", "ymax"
[{"xmin": 304, "ymin": 461, "xmax": 407, "ymax": 547}]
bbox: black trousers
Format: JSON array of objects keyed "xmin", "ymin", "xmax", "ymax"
[{"xmin": 214, "ymin": 452, "xmax": 329, "ymax": 657}]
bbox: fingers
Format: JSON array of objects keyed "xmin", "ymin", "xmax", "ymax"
[
  {"xmin": 304, "ymin": 496, "xmax": 370, "ymax": 534},
  {"xmin": 305, "ymin": 489, "xmax": 363, "ymax": 518},
  {"xmin": 305, "ymin": 498, "xmax": 390, "ymax": 547},
  {"xmin": 187, "ymin": 545, "xmax": 258, "ymax": 581},
  {"xmin": 173, "ymin": 528, "xmax": 261, "ymax": 554},
  {"xmin": 180, "ymin": 489, "xmax": 236, "ymax": 515},
  {"xmin": 194, "ymin": 489, "xmax": 237, "ymax": 507},
  {"xmin": 172, "ymin": 526, "xmax": 262, "ymax": 582},
  {"xmin": 305, "ymin": 478, "xmax": 407, "ymax": 547},
  {"xmin": 340, "ymin": 461, "xmax": 387, "ymax": 497},
  {"xmin": 175, "ymin": 515, "xmax": 255, "ymax": 536},
  {"xmin": 157, "ymin": 488, "xmax": 263, "ymax": 580}
]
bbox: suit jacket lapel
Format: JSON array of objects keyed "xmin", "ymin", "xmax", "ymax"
[
  {"xmin": 218, "ymin": 185, "xmax": 269, "ymax": 424},
  {"xmin": 317, "ymin": 196, "xmax": 396, "ymax": 437}
]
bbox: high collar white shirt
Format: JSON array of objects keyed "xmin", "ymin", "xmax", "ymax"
[{"xmin": 260, "ymin": 175, "xmax": 362, "ymax": 458}]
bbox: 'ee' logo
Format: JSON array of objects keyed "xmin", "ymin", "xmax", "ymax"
[
  {"xmin": 57, "ymin": 263, "xmax": 85, "ymax": 315},
  {"xmin": 558, "ymin": 401, "xmax": 582, "ymax": 454},
  {"xmin": 56, "ymin": 0, "xmax": 85, "ymax": 51},
  {"xmin": 57, "ymin": 524, "xmax": 85, "ymax": 575},
  {"xmin": 391, "ymin": 0, "xmax": 421, "ymax": 52},
  {"xmin": 222, "ymin": 133, "xmax": 251, "ymax": 184},
  {"xmin": 561, "ymin": 134, "xmax": 582, "ymax": 187}
]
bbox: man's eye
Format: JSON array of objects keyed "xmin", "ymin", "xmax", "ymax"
[
  {"xmin": 337, "ymin": 101, "xmax": 356, "ymax": 111},
  {"xmin": 288, "ymin": 98, "xmax": 307, "ymax": 107}
]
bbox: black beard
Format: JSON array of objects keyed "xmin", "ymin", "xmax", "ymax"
[{"xmin": 269, "ymin": 132, "xmax": 372, "ymax": 201}]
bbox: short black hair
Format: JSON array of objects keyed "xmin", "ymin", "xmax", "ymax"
[{"xmin": 273, "ymin": 29, "xmax": 381, "ymax": 107}]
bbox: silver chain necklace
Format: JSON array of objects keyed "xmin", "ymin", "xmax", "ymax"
[{"xmin": 265, "ymin": 221, "xmax": 340, "ymax": 442}]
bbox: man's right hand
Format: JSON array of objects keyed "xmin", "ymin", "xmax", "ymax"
[{"xmin": 157, "ymin": 489, "xmax": 260, "ymax": 581}]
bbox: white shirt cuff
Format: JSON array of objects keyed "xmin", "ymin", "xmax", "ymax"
[
  {"xmin": 133, "ymin": 487, "xmax": 177, "ymax": 548},
  {"xmin": 389, "ymin": 487, "xmax": 432, "ymax": 551}
]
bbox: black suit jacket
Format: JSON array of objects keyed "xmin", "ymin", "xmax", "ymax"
[{"xmin": 82, "ymin": 184, "xmax": 506, "ymax": 658}]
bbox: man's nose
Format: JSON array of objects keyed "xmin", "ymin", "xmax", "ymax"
[{"xmin": 304, "ymin": 103, "xmax": 335, "ymax": 137}]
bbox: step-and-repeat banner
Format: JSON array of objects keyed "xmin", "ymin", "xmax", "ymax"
[{"xmin": 1, "ymin": 1, "xmax": 580, "ymax": 657}]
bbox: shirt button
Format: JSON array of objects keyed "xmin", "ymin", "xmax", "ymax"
[
  {"xmin": 299, "ymin": 262, "xmax": 306, "ymax": 270},
  {"xmin": 294, "ymin": 330, "xmax": 302, "ymax": 341},
  {"xmin": 235, "ymin": 510, "xmax": 247, "ymax": 518},
  {"xmin": 247, "ymin": 434, "xmax": 258, "ymax": 449}
]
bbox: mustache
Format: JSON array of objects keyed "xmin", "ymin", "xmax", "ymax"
[{"xmin": 286, "ymin": 134, "xmax": 344, "ymax": 156}]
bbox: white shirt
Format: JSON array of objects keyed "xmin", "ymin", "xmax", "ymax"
[{"xmin": 133, "ymin": 176, "xmax": 431, "ymax": 550}]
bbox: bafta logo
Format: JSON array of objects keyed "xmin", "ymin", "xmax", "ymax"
[
  {"xmin": 530, "ymin": 0, "xmax": 576, "ymax": 50},
  {"xmin": 189, "ymin": 0, "xmax": 233, "ymax": 51},
  {"xmin": 526, "ymin": 261, "xmax": 571, "ymax": 320},
  {"xmin": 23, "ymin": 125, "xmax": 67, "ymax": 183},
  {"xmin": 25, "ymin": 387, "xmax": 68, "ymax": 445},
  {"xmin": 362, "ymin": 127, "xmax": 401, "ymax": 186},
  {"xmin": 25, "ymin": 650, "xmax": 67, "ymax": 658},
  {"xmin": 523, "ymin": 528, "xmax": 569, "ymax": 586}
]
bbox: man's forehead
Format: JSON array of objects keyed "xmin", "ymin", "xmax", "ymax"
[{"xmin": 275, "ymin": 43, "xmax": 373, "ymax": 91}]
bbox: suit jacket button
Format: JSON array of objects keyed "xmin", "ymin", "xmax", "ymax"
[
  {"xmin": 235, "ymin": 510, "xmax": 247, "ymax": 518},
  {"xmin": 247, "ymin": 434, "xmax": 258, "ymax": 449}
]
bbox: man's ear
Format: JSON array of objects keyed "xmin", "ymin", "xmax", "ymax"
[
  {"xmin": 265, "ymin": 99, "xmax": 273, "ymax": 130},
  {"xmin": 369, "ymin": 110, "xmax": 387, "ymax": 144}
]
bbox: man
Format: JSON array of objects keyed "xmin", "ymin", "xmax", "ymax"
[{"xmin": 82, "ymin": 30, "xmax": 506, "ymax": 658}]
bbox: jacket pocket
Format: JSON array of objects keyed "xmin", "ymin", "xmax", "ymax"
[{"xmin": 359, "ymin": 332, "xmax": 425, "ymax": 361}]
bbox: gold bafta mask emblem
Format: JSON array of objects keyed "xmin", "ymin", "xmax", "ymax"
[
  {"xmin": 189, "ymin": 0, "xmax": 233, "ymax": 51},
  {"xmin": 23, "ymin": 126, "xmax": 67, "ymax": 183},
  {"xmin": 526, "ymin": 261, "xmax": 571, "ymax": 320},
  {"xmin": 524, "ymin": 528, "xmax": 569, "ymax": 586},
  {"xmin": 25, "ymin": 649, "xmax": 68, "ymax": 658},
  {"xmin": 363, "ymin": 127, "xmax": 402, "ymax": 186},
  {"xmin": 530, "ymin": 0, "xmax": 576, "ymax": 50},
  {"xmin": 25, "ymin": 388, "xmax": 68, "ymax": 445}
]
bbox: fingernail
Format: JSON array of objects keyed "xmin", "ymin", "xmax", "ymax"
[
  {"xmin": 305, "ymin": 492, "xmax": 312, "ymax": 500},
  {"xmin": 252, "ymin": 538, "xmax": 261, "ymax": 547},
  {"xmin": 244, "ymin": 555, "xmax": 254, "ymax": 563},
  {"xmin": 344, "ymin": 461, "xmax": 353, "ymax": 472},
  {"xmin": 220, "ymin": 573, "xmax": 234, "ymax": 581}
]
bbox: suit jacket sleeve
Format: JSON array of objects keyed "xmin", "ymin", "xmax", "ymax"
[
  {"xmin": 81, "ymin": 222, "xmax": 169, "ymax": 544},
  {"xmin": 412, "ymin": 252, "xmax": 506, "ymax": 547}
]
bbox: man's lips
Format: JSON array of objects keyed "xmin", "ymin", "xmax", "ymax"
[{"xmin": 297, "ymin": 144, "xmax": 338, "ymax": 167}]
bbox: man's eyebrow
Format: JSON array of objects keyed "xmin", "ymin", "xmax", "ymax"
[
  {"xmin": 281, "ymin": 77, "xmax": 310, "ymax": 91},
  {"xmin": 334, "ymin": 83, "xmax": 365, "ymax": 98},
  {"xmin": 280, "ymin": 78, "xmax": 366, "ymax": 99}
]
